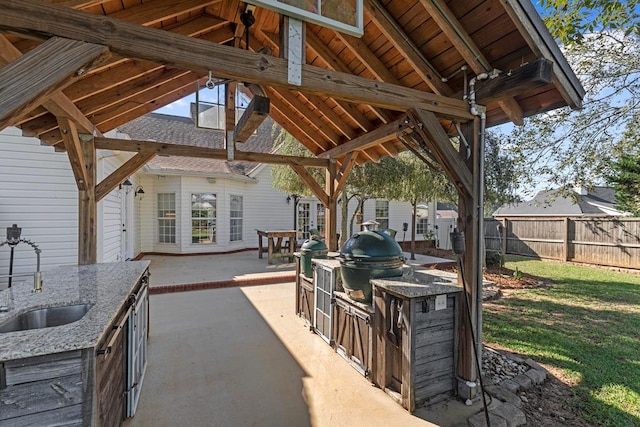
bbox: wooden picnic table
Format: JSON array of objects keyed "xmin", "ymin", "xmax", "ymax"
[{"xmin": 256, "ymin": 229, "xmax": 296, "ymax": 264}]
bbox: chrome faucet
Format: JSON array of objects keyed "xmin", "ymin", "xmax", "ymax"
[{"xmin": 1, "ymin": 224, "xmax": 43, "ymax": 293}]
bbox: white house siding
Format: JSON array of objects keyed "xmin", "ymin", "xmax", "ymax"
[
  {"xmin": 138, "ymin": 174, "xmax": 181, "ymax": 254},
  {"xmin": 243, "ymin": 165, "xmax": 292, "ymax": 244},
  {"xmin": 140, "ymin": 166, "xmax": 292, "ymax": 255},
  {"xmin": 97, "ymin": 152, "xmax": 136, "ymax": 263},
  {"xmin": 0, "ymin": 128, "xmax": 78, "ymax": 286}
]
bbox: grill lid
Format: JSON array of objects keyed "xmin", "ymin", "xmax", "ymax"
[{"xmin": 340, "ymin": 229, "xmax": 403, "ymax": 261}]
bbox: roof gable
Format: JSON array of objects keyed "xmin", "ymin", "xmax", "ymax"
[{"xmin": 493, "ymin": 187, "xmax": 627, "ymax": 217}]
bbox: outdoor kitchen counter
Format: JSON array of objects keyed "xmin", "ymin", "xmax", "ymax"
[
  {"xmin": 0, "ymin": 261, "xmax": 150, "ymax": 362},
  {"xmin": 371, "ymin": 268, "xmax": 461, "ymax": 299}
]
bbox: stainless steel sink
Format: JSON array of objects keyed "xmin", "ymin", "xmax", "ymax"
[{"xmin": 0, "ymin": 304, "xmax": 93, "ymax": 333}]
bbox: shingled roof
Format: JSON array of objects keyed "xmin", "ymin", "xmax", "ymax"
[
  {"xmin": 493, "ymin": 187, "xmax": 628, "ymax": 217},
  {"xmin": 118, "ymin": 112, "xmax": 280, "ymax": 176}
]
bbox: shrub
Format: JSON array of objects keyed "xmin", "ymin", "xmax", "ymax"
[{"xmin": 485, "ymin": 250, "xmax": 503, "ymax": 267}]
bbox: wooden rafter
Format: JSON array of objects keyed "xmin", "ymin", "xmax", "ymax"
[
  {"xmin": 95, "ymin": 151, "xmax": 156, "ymax": 202},
  {"xmin": 364, "ymin": 0, "xmax": 451, "ymax": 96},
  {"xmin": 417, "ymin": 0, "xmax": 525, "ymax": 124},
  {"xmin": 93, "ymin": 136, "xmax": 330, "ymax": 168},
  {"xmin": 304, "ymin": 30, "xmax": 394, "ymax": 128},
  {"xmin": 19, "ymin": 19, "xmax": 233, "ymax": 140},
  {"xmin": 57, "ymin": 117, "xmax": 88, "ymax": 190},
  {"xmin": 265, "ymin": 86, "xmax": 340, "ymax": 146},
  {"xmin": 0, "ymin": 0, "xmax": 472, "ymax": 119},
  {"xmin": 251, "ymin": 28, "xmax": 363, "ymax": 141},
  {"xmin": 107, "ymin": 0, "xmax": 221, "ymax": 27},
  {"xmin": 0, "ymin": 35, "xmax": 101, "ymax": 136},
  {"xmin": 264, "ymin": 87, "xmax": 329, "ymax": 153},
  {"xmin": 0, "ymin": 37, "xmax": 109, "ymax": 131}
]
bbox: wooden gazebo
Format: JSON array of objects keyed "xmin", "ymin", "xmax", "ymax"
[{"xmin": 0, "ymin": 0, "xmax": 584, "ymax": 400}]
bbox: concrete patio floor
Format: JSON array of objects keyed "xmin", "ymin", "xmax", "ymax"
[
  {"xmin": 123, "ymin": 250, "xmax": 480, "ymax": 426},
  {"xmin": 142, "ymin": 250, "xmax": 455, "ymax": 289}
]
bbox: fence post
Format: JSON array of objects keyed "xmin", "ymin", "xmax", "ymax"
[
  {"xmin": 563, "ymin": 217, "xmax": 570, "ymax": 261},
  {"xmin": 501, "ymin": 218, "xmax": 508, "ymax": 256}
]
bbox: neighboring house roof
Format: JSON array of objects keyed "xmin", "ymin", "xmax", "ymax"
[
  {"xmin": 493, "ymin": 186, "xmax": 628, "ymax": 217},
  {"xmin": 117, "ymin": 113, "xmax": 279, "ymax": 176}
]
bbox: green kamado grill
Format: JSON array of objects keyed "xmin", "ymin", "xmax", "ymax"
[
  {"xmin": 339, "ymin": 229, "xmax": 404, "ymax": 303},
  {"xmin": 300, "ymin": 236, "xmax": 328, "ymax": 278}
]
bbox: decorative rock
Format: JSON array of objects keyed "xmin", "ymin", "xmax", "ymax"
[
  {"xmin": 524, "ymin": 367, "xmax": 547, "ymax": 384},
  {"xmin": 468, "ymin": 411, "xmax": 508, "ymax": 427},
  {"xmin": 524, "ymin": 358, "xmax": 547, "ymax": 373},
  {"xmin": 484, "ymin": 384, "xmax": 523, "ymax": 408},
  {"xmin": 490, "ymin": 402, "xmax": 527, "ymax": 427},
  {"xmin": 499, "ymin": 379, "xmax": 520, "ymax": 394},
  {"xmin": 512, "ymin": 374, "xmax": 533, "ymax": 390},
  {"xmin": 503, "ymin": 353, "xmax": 525, "ymax": 364},
  {"xmin": 520, "ymin": 395, "xmax": 528, "ymax": 403}
]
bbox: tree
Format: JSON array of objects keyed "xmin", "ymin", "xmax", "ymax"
[
  {"xmin": 539, "ymin": 0, "xmax": 639, "ymax": 45},
  {"xmin": 269, "ymin": 128, "xmax": 324, "ymax": 196},
  {"xmin": 605, "ymin": 122, "xmax": 640, "ymax": 215},
  {"xmin": 505, "ymin": 30, "xmax": 640, "ymax": 193},
  {"xmin": 484, "ymin": 131, "xmax": 522, "ymax": 215}
]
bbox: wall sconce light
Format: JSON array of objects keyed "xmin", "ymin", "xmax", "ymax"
[
  {"xmin": 134, "ymin": 186, "xmax": 145, "ymax": 200},
  {"xmin": 120, "ymin": 178, "xmax": 133, "ymax": 193},
  {"xmin": 286, "ymin": 194, "xmax": 300, "ymax": 205}
]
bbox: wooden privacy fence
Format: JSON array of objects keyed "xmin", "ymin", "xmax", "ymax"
[{"xmin": 484, "ymin": 217, "xmax": 640, "ymax": 270}]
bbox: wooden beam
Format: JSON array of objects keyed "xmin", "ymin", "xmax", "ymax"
[
  {"xmin": 57, "ymin": 117, "xmax": 89, "ymax": 190},
  {"xmin": 320, "ymin": 119, "xmax": 406, "ymax": 159},
  {"xmin": 290, "ymin": 165, "xmax": 329, "ymax": 206},
  {"xmin": 364, "ymin": 0, "xmax": 451, "ymax": 96},
  {"xmin": 0, "ymin": 36, "xmax": 109, "ymax": 130},
  {"xmin": 471, "ymin": 58, "xmax": 554, "ymax": 106},
  {"xmin": 325, "ymin": 161, "xmax": 338, "ymax": 251},
  {"xmin": 265, "ymin": 88, "xmax": 330, "ymax": 152},
  {"xmin": 0, "ymin": 0, "xmax": 473, "ymax": 120},
  {"xmin": 20, "ymin": 17, "xmax": 233, "ymax": 136},
  {"xmin": 95, "ymin": 151, "xmax": 155, "ymax": 202},
  {"xmin": 0, "ymin": 34, "xmax": 101, "ymax": 136},
  {"xmin": 78, "ymin": 137, "xmax": 96, "ymax": 265},
  {"xmin": 234, "ymin": 95, "xmax": 270, "ymax": 143},
  {"xmin": 305, "ymin": 30, "xmax": 394, "ymax": 125},
  {"xmin": 417, "ymin": 0, "xmax": 524, "ymax": 124},
  {"xmin": 408, "ymin": 109, "xmax": 472, "ymax": 196},
  {"xmin": 44, "ymin": 0, "xmax": 110, "ymax": 9},
  {"xmin": 336, "ymin": 32, "xmax": 399, "ymax": 85},
  {"xmin": 107, "ymin": 0, "xmax": 221, "ymax": 27},
  {"xmin": 335, "ymin": 152, "xmax": 356, "ymax": 195},
  {"xmin": 93, "ymin": 136, "xmax": 331, "ymax": 168}
]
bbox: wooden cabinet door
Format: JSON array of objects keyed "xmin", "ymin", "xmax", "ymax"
[{"xmin": 96, "ymin": 317, "xmax": 126, "ymax": 427}]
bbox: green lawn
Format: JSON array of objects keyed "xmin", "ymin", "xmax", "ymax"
[{"xmin": 483, "ymin": 257, "xmax": 640, "ymax": 427}]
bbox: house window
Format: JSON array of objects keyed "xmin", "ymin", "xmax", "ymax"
[
  {"xmin": 375, "ymin": 200, "xmax": 389, "ymax": 230},
  {"xmin": 192, "ymin": 193, "xmax": 216, "ymax": 244},
  {"xmin": 416, "ymin": 218, "xmax": 428, "ymax": 235},
  {"xmin": 316, "ymin": 203, "xmax": 325, "ymax": 237},
  {"xmin": 297, "ymin": 202, "xmax": 310, "ymax": 240},
  {"xmin": 230, "ymin": 195, "xmax": 243, "ymax": 242},
  {"xmin": 157, "ymin": 193, "xmax": 176, "ymax": 244}
]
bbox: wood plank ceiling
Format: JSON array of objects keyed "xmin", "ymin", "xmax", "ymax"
[{"xmin": 0, "ymin": 0, "xmax": 583, "ymax": 166}]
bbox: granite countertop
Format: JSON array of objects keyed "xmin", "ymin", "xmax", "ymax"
[
  {"xmin": 312, "ymin": 257, "xmax": 341, "ymax": 269},
  {"xmin": 0, "ymin": 261, "xmax": 150, "ymax": 361},
  {"xmin": 371, "ymin": 268, "xmax": 462, "ymax": 299}
]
